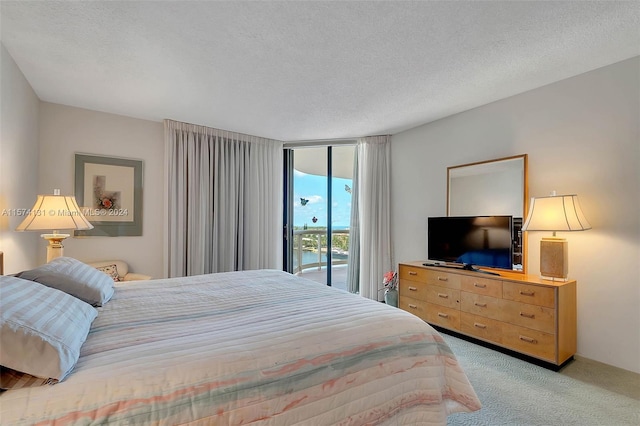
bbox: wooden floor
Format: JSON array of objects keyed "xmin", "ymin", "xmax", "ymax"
[{"xmin": 295, "ymin": 264, "xmax": 349, "ymax": 291}]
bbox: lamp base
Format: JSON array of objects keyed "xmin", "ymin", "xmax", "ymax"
[
  {"xmin": 41, "ymin": 233, "xmax": 70, "ymax": 263},
  {"xmin": 540, "ymin": 237, "xmax": 568, "ymax": 280}
]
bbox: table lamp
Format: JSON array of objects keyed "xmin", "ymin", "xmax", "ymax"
[
  {"xmin": 16, "ymin": 189, "xmax": 94, "ymax": 262},
  {"xmin": 521, "ymin": 191, "xmax": 591, "ymax": 280}
]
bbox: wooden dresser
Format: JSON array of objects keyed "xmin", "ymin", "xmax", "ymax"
[{"xmin": 399, "ymin": 261, "xmax": 576, "ymax": 367}]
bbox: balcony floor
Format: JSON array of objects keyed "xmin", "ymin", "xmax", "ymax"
[{"xmin": 295, "ymin": 264, "xmax": 348, "ymax": 292}]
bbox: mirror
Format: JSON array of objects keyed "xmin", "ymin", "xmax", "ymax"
[{"xmin": 447, "ymin": 154, "xmax": 528, "ymax": 273}]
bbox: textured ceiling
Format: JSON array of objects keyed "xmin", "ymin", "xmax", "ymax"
[{"xmin": 1, "ymin": 1, "xmax": 638, "ymax": 141}]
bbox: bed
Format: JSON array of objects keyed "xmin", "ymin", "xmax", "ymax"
[{"xmin": 1, "ymin": 266, "xmax": 480, "ymax": 425}]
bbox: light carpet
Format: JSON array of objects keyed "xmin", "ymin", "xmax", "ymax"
[{"xmin": 444, "ymin": 333, "xmax": 640, "ymax": 426}]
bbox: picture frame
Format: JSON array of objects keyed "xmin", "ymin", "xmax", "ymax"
[{"xmin": 74, "ymin": 153, "xmax": 143, "ymax": 237}]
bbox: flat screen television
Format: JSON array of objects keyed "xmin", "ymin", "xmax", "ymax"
[{"xmin": 427, "ymin": 216, "xmax": 513, "ymax": 270}]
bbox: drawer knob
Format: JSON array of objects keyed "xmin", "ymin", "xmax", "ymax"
[
  {"xmin": 474, "ymin": 283, "xmax": 486, "ymax": 288},
  {"xmin": 519, "ymin": 290, "xmax": 535, "ymax": 296},
  {"xmin": 437, "ymin": 276, "xmax": 448, "ymax": 282},
  {"xmin": 409, "ymin": 271, "xmax": 418, "ymax": 276},
  {"xmin": 519, "ymin": 335, "xmax": 537, "ymax": 344},
  {"xmin": 474, "ymin": 302, "xmax": 487, "ymax": 308},
  {"xmin": 437, "ymin": 312, "xmax": 449, "ymax": 318},
  {"xmin": 408, "ymin": 286, "xmax": 417, "ymax": 291},
  {"xmin": 474, "ymin": 322, "xmax": 487, "ymax": 329},
  {"xmin": 408, "ymin": 304, "xmax": 418, "ymax": 309},
  {"xmin": 519, "ymin": 312, "xmax": 535, "ymax": 319},
  {"xmin": 437, "ymin": 293, "xmax": 449, "ymax": 299}
]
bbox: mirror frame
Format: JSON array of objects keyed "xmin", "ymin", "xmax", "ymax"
[{"xmin": 447, "ymin": 154, "xmax": 528, "ymax": 274}]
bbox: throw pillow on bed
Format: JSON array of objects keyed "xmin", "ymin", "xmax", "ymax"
[
  {"xmin": 95, "ymin": 263, "xmax": 120, "ymax": 282},
  {"xmin": 0, "ymin": 276, "xmax": 98, "ymax": 387},
  {"xmin": 17, "ymin": 256, "xmax": 115, "ymax": 306}
]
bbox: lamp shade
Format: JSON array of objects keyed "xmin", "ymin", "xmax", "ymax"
[
  {"xmin": 16, "ymin": 192, "xmax": 94, "ymax": 232},
  {"xmin": 522, "ymin": 194, "xmax": 591, "ymax": 232}
]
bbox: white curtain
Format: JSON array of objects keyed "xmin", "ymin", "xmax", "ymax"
[
  {"xmin": 346, "ymin": 151, "xmax": 360, "ymax": 294},
  {"xmin": 164, "ymin": 120, "xmax": 283, "ymax": 277},
  {"xmin": 347, "ymin": 135, "xmax": 393, "ymax": 300}
]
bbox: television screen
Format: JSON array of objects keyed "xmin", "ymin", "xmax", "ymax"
[{"xmin": 428, "ymin": 216, "xmax": 513, "ymax": 269}]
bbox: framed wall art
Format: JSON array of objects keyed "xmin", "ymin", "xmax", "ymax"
[{"xmin": 74, "ymin": 154, "xmax": 143, "ymax": 236}]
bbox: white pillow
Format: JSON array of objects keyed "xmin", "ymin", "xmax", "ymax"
[
  {"xmin": 18, "ymin": 256, "xmax": 115, "ymax": 306},
  {"xmin": 0, "ymin": 276, "xmax": 98, "ymax": 382}
]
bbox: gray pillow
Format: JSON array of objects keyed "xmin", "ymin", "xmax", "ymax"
[
  {"xmin": 18, "ymin": 257, "xmax": 114, "ymax": 306},
  {"xmin": 0, "ymin": 276, "xmax": 98, "ymax": 382}
]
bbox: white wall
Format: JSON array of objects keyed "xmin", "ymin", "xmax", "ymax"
[
  {"xmin": 0, "ymin": 44, "xmax": 40, "ymax": 273},
  {"xmin": 391, "ymin": 57, "xmax": 640, "ymax": 373},
  {"xmin": 37, "ymin": 103, "xmax": 165, "ymax": 278}
]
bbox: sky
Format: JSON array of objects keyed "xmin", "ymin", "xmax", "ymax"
[{"xmin": 293, "ymin": 170, "xmax": 352, "ymax": 228}]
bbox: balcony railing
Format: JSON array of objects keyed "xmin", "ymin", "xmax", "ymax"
[{"xmin": 293, "ymin": 228, "xmax": 349, "ymax": 273}]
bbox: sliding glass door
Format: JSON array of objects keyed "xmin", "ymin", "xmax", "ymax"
[{"xmin": 283, "ymin": 145, "xmax": 355, "ymax": 288}]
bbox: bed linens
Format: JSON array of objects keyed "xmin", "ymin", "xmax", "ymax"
[
  {"xmin": 0, "ymin": 276, "xmax": 98, "ymax": 384},
  {"xmin": 0, "ymin": 269, "xmax": 480, "ymax": 425},
  {"xmin": 16, "ymin": 257, "xmax": 115, "ymax": 306}
]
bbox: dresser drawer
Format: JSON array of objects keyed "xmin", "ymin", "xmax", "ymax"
[
  {"xmin": 460, "ymin": 312, "xmax": 503, "ymax": 344},
  {"xmin": 461, "ymin": 276, "xmax": 502, "ymax": 298},
  {"xmin": 503, "ymin": 281, "xmax": 555, "ymax": 308},
  {"xmin": 425, "ymin": 285, "xmax": 460, "ymax": 309},
  {"xmin": 399, "ymin": 265, "xmax": 461, "ymax": 289},
  {"xmin": 399, "ymin": 296, "xmax": 428, "ymax": 321},
  {"xmin": 500, "ymin": 299, "xmax": 556, "ymax": 334},
  {"xmin": 399, "ymin": 265, "xmax": 430, "ymax": 283},
  {"xmin": 460, "ymin": 292, "xmax": 502, "ymax": 321},
  {"xmin": 503, "ymin": 323, "xmax": 556, "ymax": 362},
  {"xmin": 424, "ymin": 270, "xmax": 461, "ymax": 290},
  {"xmin": 399, "ymin": 280, "xmax": 428, "ymax": 302},
  {"xmin": 424, "ymin": 303, "xmax": 460, "ymax": 330}
]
